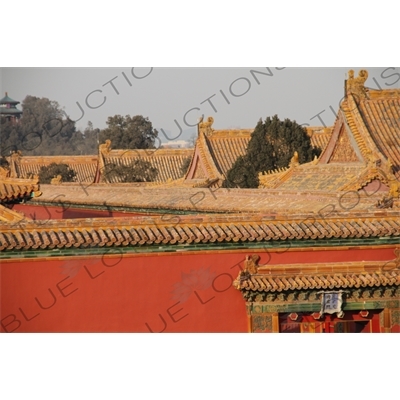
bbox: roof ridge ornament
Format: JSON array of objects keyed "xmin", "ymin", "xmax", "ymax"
[
  {"xmin": 245, "ymin": 254, "xmax": 260, "ymax": 274},
  {"xmin": 346, "ymin": 69, "xmax": 369, "ymax": 100},
  {"xmin": 99, "ymin": 139, "xmax": 112, "ymax": 156},
  {"xmin": 289, "ymin": 151, "xmax": 300, "ymax": 168},
  {"xmin": 11, "ymin": 150, "xmax": 22, "ymax": 159},
  {"xmin": 51, "ymin": 175, "xmax": 62, "ymax": 185},
  {"xmin": 198, "ymin": 116, "xmax": 214, "ymax": 137}
]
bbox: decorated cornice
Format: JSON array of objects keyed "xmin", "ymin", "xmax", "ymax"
[
  {"xmin": 340, "ymin": 158, "xmax": 399, "ymax": 196},
  {"xmin": 233, "ymin": 249, "xmax": 400, "ymax": 294},
  {"xmin": 0, "ymin": 204, "xmax": 27, "ymax": 223},
  {"xmin": 0, "ymin": 176, "xmax": 41, "ymax": 202}
]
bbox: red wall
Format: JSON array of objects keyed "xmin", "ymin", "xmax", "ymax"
[
  {"xmin": 1, "ymin": 247, "xmax": 397, "ymax": 333},
  {"xmin": 1, "ymin": 252, "xmax": 248, "ymax": 333}
]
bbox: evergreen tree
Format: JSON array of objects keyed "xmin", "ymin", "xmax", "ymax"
[
  {"xmin": 38, "ymin": 163, "xmax": 77, "ymax": 184},
  {"xmin": 19, "ymin": 96, "xmax": 77, "ymax": 155},
  {"xmin": 0, "ymin": 118, "xmax": 22, "ymax": 157},
  {"xmin": 180, "ymin": 156, "xmax": 192, "ymax": 177},
  {"xmin": 223, "ymin": 115, "xmax": 321, "ymax": 188},
  {"xmin": 99, "ymin": 115, "xmax": 158, "ymax": 150},
  {"xmin": 103, "ymin": 159, "xmax": 158, "ymax": 183},
  {"xmin": 0, "ymin": 156, "xmax": 9, "ymax": 168},
  {"xmin": 1, "ymin": 97, "xmax": 100, "ymax": 156}
]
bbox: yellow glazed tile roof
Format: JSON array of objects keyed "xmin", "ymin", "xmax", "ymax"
[
  {"xmin": 9, "ymin": 155, "xmax": 99, "ymax": 183},
  {"xmin": 103, "ymin": 148, "xmax": 193, "ymax": 183},
  {"xmin": 1, "ymin": 211, "xmax": 399, "ymax": 251},
  {"xmin": 237, "ymin": 269, "xmax": 400, "ymax": 292},
  {"xmin": 234, "ymin": 250, "xmax": 400, "ymax": 292},
  {"xmin": 357, "ymin": 91, "xmax": 400, "ymax": 179},
  {"xmin": 260, "ymin": 77, "xmax": 400, "ymax": 192},
  {"xmin": 0, "ymin": 176, "xmax": 41, "ymax": 202},
  {"xmin": 30, "ymin": 182, "xmax": 396, "ymax": 214},
  {"xmin": 184, "ymin": 124, "xmax": 332, "ymax": 187}
]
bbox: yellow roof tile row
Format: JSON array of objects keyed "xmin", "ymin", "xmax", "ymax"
[{"xmin": 1, "ymin": 211, "xmax": 399, "ymax": 251}]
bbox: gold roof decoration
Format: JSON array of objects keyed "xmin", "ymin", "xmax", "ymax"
[
  {"xmin": 198, "ymin": 116, "xmax": 214, "ymax": 136},
  {"xmin": 346, "ymin": 69, "xmax": 369, "ymax": 100},
  {"xmin": 51, "ymin": 175, "xmax": 63, "ymax": 185},
  {"xmin": 0, "ymin": 176, "xmax": 41, "ymax": 203},
  {"xmin": 289, "ymin": 151, "xmax": 300, "ymax": 168},
  {"xmin": 233, "ymin": 249, "xmax": 400, "ymax": 295},
  {"xmin": 0, "ymin": 204, "xmax": 27, "ymax": 223},
  {"xmin": 99, "ymin": 139, "xmax": 112, "ymax": 156},
  {"xmin": 10, "ymin": 150, "xmax": 22, "ymax": 160}
]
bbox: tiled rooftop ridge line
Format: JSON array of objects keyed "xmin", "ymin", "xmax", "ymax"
[
  {"xmin": 29, "ymin": 179, "xmax": 400, "ymax": 215},
  {"xmin": 199, "ymin": 131, "xmax": 224, "ymax": 181},
  {"xmin": 345, "ymin": 94, "xmax": 386, "ymax": 162},
  {"xmin": 341, "ymin": 96, "xmax": 371, "ymax": 160},
  {"xmin": 107, "ymin": 149, "xmax": 193, "ymax": 157},
  {"xmin": 8, "ymin": 155, "xmax": 99, "ymax": 184},
  {"xmin": 233, "ymin": 250, "xmax": 400, "ymax": 292},
  {"xmin": 101, "ymin": 147, "xmax": 193, "ymax": 183},
  {"xmin": 1, "ymin": 212, "xmax": 399, "ymax": 251},
  {"xmin": 359, "ymin": 97, "xmax": 400, "ymax": 180},
  {"xmin": 237, "ymin": 270, "xmax": 400, "ymax": 292}
]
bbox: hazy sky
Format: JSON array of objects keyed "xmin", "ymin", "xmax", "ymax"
[{"xmin": 1, "ymin": 67, "xmax": 399, "ymax": 143}]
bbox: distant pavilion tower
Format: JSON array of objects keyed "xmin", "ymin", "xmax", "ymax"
[{"xmin": 0, "ymin": 92, "xmax": 23, "ymax": 123}]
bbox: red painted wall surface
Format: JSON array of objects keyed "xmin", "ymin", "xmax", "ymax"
[
  {"xmin": 11, "ymin": 204, "xmax": 154, "ymax": 220},
  {"xmin": 1, "ymin": 247, "xmax": 397, "ymax": 333},
  {"xmin": 392, "ymin": 325, "xmax": 400, "ymax": 333},
  {"xmin": 1, "ymin": 252, "xmax": 247, "ymax": 333}
]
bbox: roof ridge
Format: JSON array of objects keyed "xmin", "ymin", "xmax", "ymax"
[
  {"xmin": 342, "ymin": 94, "xmax": 386, "ymax": 162},
  {"xmin": 197, "ymin": 132, "xmax": 224, "ymax": 181},
  {"xmin": 1, "ymin": 214, "xmax": 399, "ymax": 251}
]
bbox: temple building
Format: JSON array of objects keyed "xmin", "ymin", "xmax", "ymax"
[
  {"xmin": 0, "ymin": 93, "xmax": 23, "ymax": 123},
  {"xmin": 1, "ymin": 70, "xmax": 399, "ymax": 333},
  {"xmin": 177, "ymin": 119, "xmax": 331, "ymax": 189}
]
